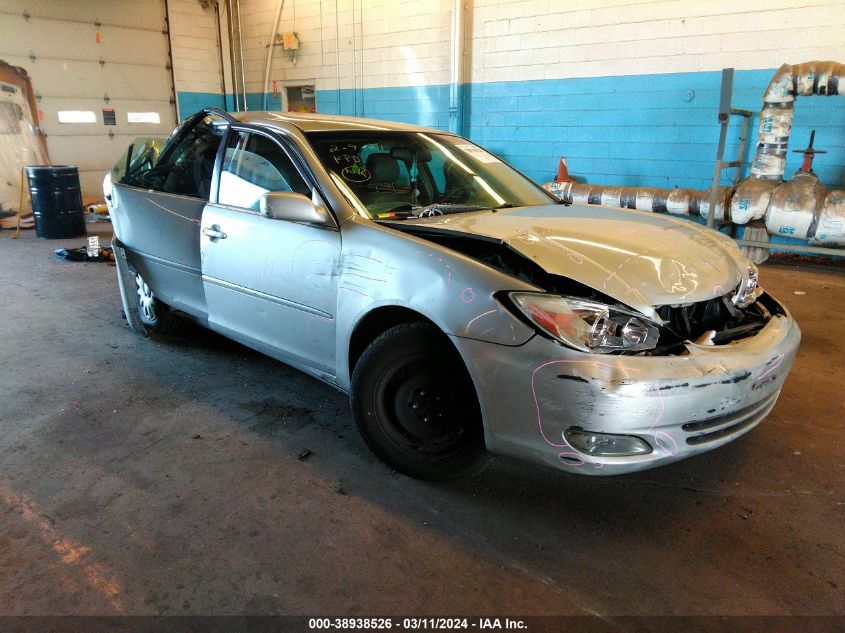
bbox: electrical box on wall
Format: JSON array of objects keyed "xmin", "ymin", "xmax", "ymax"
[{"xmin": 278, "ymin": 32, "xmax": 299, "ymax": 51}]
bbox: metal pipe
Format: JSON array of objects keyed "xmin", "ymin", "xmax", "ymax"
[
  {"xmin": 225, "ymin": 0, "xmax": 240, "ymax": 111},
  {"xmin": 163, "ymin": 0, "xmax": 180, "ymax": 120},
  {"xmin": 212, "ymin": 1, "xmax": 228, "ymax": 110},
  {"xmin": 235, "ymin": 0, "xmax": 247, "ymax": 110},
  {"xmin": 545, "ymin": 177, "xmax": 845, "ymax": 247},
  {"xmin": 351, "ymin": 0, "xmax": 357, "ymax": 116},
  {"xmin": 547, "ymin": 182, "xmax": 730, "ymax": 218},
  {"xmin": 359, "ymin": 0, "xmax": 364, "ymax": 117},
  {"xmin": 448, "ymin": 0, "xmax": 465, "ymax": 134},
  {"xmin": 750, "ymin": 61, "xmax": 845, "ymax": 181},
  {"xmin": 334, "ymin": 0, "xmax": 341, "ymax": 114},
  {"xmin": 262, "ymin": 0, "xmax": 285, "ymax": 110}
]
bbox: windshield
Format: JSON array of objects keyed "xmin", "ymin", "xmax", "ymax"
[{"xmin": 306, "ymin": 131, "xmax": 556, "ymax": 218}]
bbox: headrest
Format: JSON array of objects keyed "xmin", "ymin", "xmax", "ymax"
[{"xmin": 365, "ymin": 153, "xmax": 400, "ymax": 184}]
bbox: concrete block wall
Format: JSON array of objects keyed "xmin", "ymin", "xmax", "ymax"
[
  {"xmin": 169, "ymin": 0, "xmax": 845, "ymax": 192},
  {"xmin": 230, "ymin": 0, "xmax": 455, "ymax": 124}
]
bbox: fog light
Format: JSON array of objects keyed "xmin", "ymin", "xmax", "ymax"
[{"xmin": 565, "ymin": 428, "xmax": 652, "ymax": 456}]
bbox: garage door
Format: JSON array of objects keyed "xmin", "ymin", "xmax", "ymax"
[{"xmin": 0, "ymin": 0, "xmax": 177, "ymax": 200}]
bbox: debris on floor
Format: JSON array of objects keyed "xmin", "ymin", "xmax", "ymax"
[{"xmin": 54, "ymin": 245, "xmax": 114, "ymax": 262}]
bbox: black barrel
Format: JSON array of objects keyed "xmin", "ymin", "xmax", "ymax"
[{"xmin": 26, "ymin": 165, "xmax": 87, "ymax": 239}]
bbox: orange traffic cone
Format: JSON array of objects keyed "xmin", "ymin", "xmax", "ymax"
[{"xmin": 555, "ymin": 157, "xmax": 574, "ymax": 182}]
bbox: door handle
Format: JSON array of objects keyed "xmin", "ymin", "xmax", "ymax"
[{"xmin": 202, "ymin": 226, "xmax": 227, "ymax": 240}]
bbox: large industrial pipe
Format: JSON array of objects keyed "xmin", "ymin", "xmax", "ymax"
[
  {"xmin": 546, "ymin": 181, "xmax": 731, "ymax": 220},
  {"xmin": 750, "ymin": 61, "xmax": 845, "ymax": 181},
  {"xmin": 735, "ymin": 61, "xmax": 845, "ymax": 243},
  {"xmin": 544, "ymin": 61, "xmax": 845, "ymax": 248},
  {"xmin": 546, "ymin": 175, "xmax": 845, "ymax": 247}
]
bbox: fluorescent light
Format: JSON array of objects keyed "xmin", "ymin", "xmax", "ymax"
[
  {"xmin": 57, "ymin": 110, "xmax": 96, "ymax": 123},
  {"xmin": 127, "ymin": 112, "xmax": 161, "ymax": 124}
]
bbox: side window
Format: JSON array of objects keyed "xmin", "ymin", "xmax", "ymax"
[
  {"xmin": 124, "ymin": 114, "xmax": 225, "ymax": 200},
  {"xmin": 218, "ymin": 131, "xmax": 310, "ymax": 210}
]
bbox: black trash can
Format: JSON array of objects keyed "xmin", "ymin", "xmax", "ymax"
[{"xmin": 26, "ymin": 165, "xmax": 87, "ymax": 239}]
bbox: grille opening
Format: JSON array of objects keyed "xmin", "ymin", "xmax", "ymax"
[{"xmin": 654, "ymin": 292, "xmax": 778, "ymax": 352}]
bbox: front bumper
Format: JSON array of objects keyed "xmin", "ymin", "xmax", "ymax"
[{"xmin": 453, "ymin": 295, "xmax": 801, "ymax": 476}]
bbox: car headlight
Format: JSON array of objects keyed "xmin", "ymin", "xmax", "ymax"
[
  {"xmin": 508, "ymin": 292, "xmax": 659, "ymax": 354},
  {"xmin": 732, "ymin": 263, "xmax": 759, "ymax": 308}
]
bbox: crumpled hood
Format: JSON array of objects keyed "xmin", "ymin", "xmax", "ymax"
[{"xmin": 403, "ymin": 204, "xmax": 750, "ymax": 319}]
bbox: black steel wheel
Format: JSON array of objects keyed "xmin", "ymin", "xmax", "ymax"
[{"xmin": 351, "ymin": 322, "xmax": 487, "ymax": 480}]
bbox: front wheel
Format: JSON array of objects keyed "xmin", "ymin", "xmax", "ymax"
[{"xmin": 351, "ymin": 322, "xmax": 487, "ymax": 480}]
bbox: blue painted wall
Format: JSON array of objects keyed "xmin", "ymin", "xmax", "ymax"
[
  {"xmin": 176, "ymin": 91, "xmax": 226, "ymax": 119},
  {"xmin": 317, "ymin": 85, "xmax": 453, "ymax": 130},
  {"xmin": 465, "ymin": 68, "xmax": 844, "ymax": 191},
  {"xmin": 176, "ymin": 67, "xmax": 845, "ymax": 193}
]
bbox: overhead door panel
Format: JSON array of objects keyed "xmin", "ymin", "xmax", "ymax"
[
  {"xmin": 0, "ymin": 0, "xmax": 177, "ymax": 200},
  {"xmin": 0, "ymin": 15, "xmax": 170, "ymax": 65},
  {"xmin": 47, "ymin": 135, "xmax": 145, "ymax": 197},
  {"xmin": 1, "ymin": 0, "xmax": 166, "ymax": 30},
  {"xmin": 2, "ymin": 56, "xmax": 173, "ymax": 107},
  {"xmin": 37, "ymin": 98, "xmax": 172, "ymax": 138}
]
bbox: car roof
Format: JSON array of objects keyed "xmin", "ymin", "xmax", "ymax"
[{"xmin": 230, "ymin": 110, "xmax": 447, "ymax": 135}]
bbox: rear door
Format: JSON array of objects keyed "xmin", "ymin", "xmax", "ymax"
[
  {"xmin": 113, "ymin": 111, "xmax": 226, "ymax": 316},
  {"xmin": 201, "ymin": 127, "xmax": 340, "ymax": 376}
]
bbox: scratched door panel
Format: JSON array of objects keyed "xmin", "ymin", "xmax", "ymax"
[
  {"xmin": 111, "ymin": 182, "xmax": 206, "ymax": 316},
  {"xmin": 201, "ymin": 203, "xmax": 340, "ymax": 376}
]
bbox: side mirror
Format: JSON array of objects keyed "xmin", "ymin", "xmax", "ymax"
[{"xmin": 259, "ymin": 189, "xmax": 333, "ymax": 226}]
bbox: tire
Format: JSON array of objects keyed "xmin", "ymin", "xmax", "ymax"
[
  {"xmin": 129, "ymin": 268, "xmax": 178, "ymax": 336},
  {"xmin": 351, "ymin": 322, "xmax": 487, "ymax": 480}
]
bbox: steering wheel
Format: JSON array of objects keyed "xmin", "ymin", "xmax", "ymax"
[{"xmin": 141, "ymin": 165, "xmax": 196, "ymax": 193}]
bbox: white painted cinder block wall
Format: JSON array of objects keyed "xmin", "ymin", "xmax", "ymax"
[
  {"xmin": 470, "ymin": 0, "xmax": 845, "ymax": 83},
  {"xmin": 182, "ymin": 0, "xmax": 845, "ymax": 97},
  {"xmin": 229, "ymin": 0, "xmax": 454, "ymax": 96}
]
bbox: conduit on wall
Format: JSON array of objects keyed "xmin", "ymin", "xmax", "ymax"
[
  {"xmin": 545, "ymin": 61, "xmax": 845, "ymax": 252},
  {"xmin": 263, "ymin": 0, "xmax": 286, "ymax": 110},
  {"xmin": 448, "ymin": 0, "xmax": 466, "ymax": 134}
]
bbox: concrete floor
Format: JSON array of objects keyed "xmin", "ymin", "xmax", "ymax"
[{"xmin": 0, "ymin": 229, "xmax": 842, "ymax": 616}]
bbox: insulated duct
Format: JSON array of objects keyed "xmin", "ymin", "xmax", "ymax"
[
  {"xmin": 750, "ymin": 61, "xmax": 845, "ymax": 180},
  {"xmin": 544, "ymin": 61, "xmax": 845, "ymax": 249},
  {"xmin": 546, "ymin": 181, "xmax": 731, "ymax": 219}
]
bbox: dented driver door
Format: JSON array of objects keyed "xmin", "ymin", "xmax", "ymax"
[{"xmin": 200, "ymin": 127, "xmax": 340, "ymax": 377}]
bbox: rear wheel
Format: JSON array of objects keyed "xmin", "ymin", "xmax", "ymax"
[{"xmin": 351, "ymin": 322, "xmax": 487, "ymax": 480}]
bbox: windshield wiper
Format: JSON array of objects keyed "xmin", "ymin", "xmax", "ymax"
[
  {"xmin": 418, "ymin": 203, "xmax": 488, "ymax": 216},
  {"xmin": 376, "ymin": 202, "xmax": 516, "ymax": 220}
]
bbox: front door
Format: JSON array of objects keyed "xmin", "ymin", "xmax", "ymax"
[{"xmin": 201, "ymin": 128, "xmax": 340, "ymax": 377}]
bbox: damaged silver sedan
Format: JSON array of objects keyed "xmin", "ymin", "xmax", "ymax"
[{"xmin": 104, "ymin": 109, "xmax": 800, "ymax": 479}]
